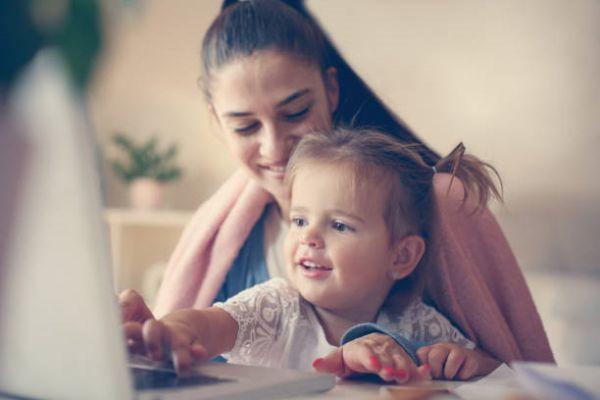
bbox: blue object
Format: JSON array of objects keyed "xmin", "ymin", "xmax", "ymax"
[
  {"xmin": 213, "ymin": 209, "xmax": 270, "ymax": 303},
  {"xmin": 340, "ymin": 322, "xmax": 425, "ymax": 365}
]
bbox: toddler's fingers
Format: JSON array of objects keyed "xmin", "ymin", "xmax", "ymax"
[
  {"xmin": 416, "ymin": 346, "xmax": 432, "ymax": 365},
  {"xmin": 443, "ymin": 349, "xmax": 466, "ymax": 380},
  {"xmin": 190, "ymin": 342, "xmax": 208, "ymax": 361},
  {"xmin": 142, "ymin": 319, "xmax": 168, "ymax": 361},
  {"xmin": 389, "ymin": 352, "xmax": 413, "ymax": 384},
  {"xmin": 123, "ymin": 321, "xmax": 144, "ymax": 354},
  {"xmin": 313, "ymin": 347, "xmax": 346, "ymax": 377},
  {"xmin": 457, "ymin": 354, "xmax": 479, "ymax": 381},
  {"xmin": 119, "ymin": 289, "xmax": 153, "ymax": 323},
  {"xmin": 372, "ymin": 350, "xmax": 397, "ymax": 382},
  {"xmin": 427, "ymin": 346, "xmax": 449, "ymax": 379},
  {"xmin": 416, "ymin": 364, "xmax": 432, "ymax": 381},
  {"xmin": 171, "ymin": 343, "xmax": 194, "ymax": 376},
  {"xmin": 342, "ymin": 342, "xmax": 380, "ymax": 375}
]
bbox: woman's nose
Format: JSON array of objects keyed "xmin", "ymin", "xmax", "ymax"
[{"xmin": 260, "ymin": 124, "xmax": 297, "ymax": 160}]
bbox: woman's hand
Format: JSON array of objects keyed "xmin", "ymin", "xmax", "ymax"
[
  {"xmin": 416, "ymin": 343, "xmax": 501, "ymax": 380},
  {"xmin": 312, "ymin": 333, "xmax": 431, "ymax": 384}
]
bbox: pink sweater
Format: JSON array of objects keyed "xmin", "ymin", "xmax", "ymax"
[{"xmin": 154, "ymin": 170, "xmax": 554, "ymax": 364}]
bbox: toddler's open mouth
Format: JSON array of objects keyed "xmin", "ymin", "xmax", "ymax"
[{"xmin": 297, "ymin": 259, "xmax": 333, "ymax": 279}]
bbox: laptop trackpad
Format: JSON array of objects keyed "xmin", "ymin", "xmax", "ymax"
[{"xmin": 132, "ymin": 366, "xmax": 235, "ymax": 391}]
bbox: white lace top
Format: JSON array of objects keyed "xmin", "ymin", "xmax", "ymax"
[{"xmin": 214, "ymin": 278, "xmax": 474, "ymax": 371}]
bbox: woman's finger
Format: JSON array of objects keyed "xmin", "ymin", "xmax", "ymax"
[{"xmin": 443, "ymin": 349, "xmax": 466, "ymax": 380}]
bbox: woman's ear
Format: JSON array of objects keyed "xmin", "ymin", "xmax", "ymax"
[
  {"xmin": 324, "ymin": 67, "xmax": 339, "ymax": 114},
  {"xmin": 389, "ymin": 235, "xmax": 426, "ymax": 281}
]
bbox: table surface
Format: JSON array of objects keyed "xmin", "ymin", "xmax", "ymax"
[{"xmin": 282, "ymin": 378, "xmax": 462, "ymax": 400}]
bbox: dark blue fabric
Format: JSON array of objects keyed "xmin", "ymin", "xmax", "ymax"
[
  {"xmin": 213, "ymin": 208, "xmax": 270, "ymax": 304},
  {"xmin": 340, "ymin": 322, "xmax": 425, "ymax": 365}
]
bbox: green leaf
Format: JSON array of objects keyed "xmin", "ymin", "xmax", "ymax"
[{"xmin": 108, "ymin": 132, "xmax": 183, "ymax": 184}]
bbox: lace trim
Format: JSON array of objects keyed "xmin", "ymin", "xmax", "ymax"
[
  {"xmin": 214, "ymin": 278, "xmax": 299, "ymax": 364},
  {"xmin": 379, "ymin": 301, "xmax": 474, "ymax": 349}
]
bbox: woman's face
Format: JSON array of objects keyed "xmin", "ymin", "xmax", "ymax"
[{"xmin": 209, "ymin": 50, "xmax": 339, "ymax": 204}]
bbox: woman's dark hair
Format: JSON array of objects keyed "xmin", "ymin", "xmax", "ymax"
[
  {"xmin": 203, "ymin": 0, "xmax": 439, "ymax": 164},
  {"xmin": 285, "ymin": 128, "xmax": 502, "ymax": 306}
]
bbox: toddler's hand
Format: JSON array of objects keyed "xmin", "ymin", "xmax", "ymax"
[
  {"xmin": 312, "ymin": 333, "xmax": 431, "ymax": 384},
  {"xmin": 132, "ymin": 310, "xmax": 209, "ymax": 376},
  {"xmin": 119, "ymin": 289, "xmax": 155, "ymax": 355},
  {"xmin": 416, "ymin": 343, "xmax": 497, "ymax": 380}
]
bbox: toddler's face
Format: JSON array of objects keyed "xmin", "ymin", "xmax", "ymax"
[{"xmin": 284, "ymin": 162, "xmax": 397, "ymax": 316}]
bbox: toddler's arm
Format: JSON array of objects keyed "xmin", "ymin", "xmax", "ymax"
[
  {"xmin": 131, "ymin": 307, "xmax": 238, "ymax": 375},
  {"xmin": 313, "ymin": 332, "xmax": 431, "ymax": 384}
]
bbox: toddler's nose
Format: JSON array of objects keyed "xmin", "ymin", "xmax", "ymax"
[{"xmin": 300, "ymin": 231, "xmax": 324, "ymax": 249}]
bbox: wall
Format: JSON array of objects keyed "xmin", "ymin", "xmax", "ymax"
[{"xmin": 90, "ymin": 0, "xmax": 600, "ymax": 272}]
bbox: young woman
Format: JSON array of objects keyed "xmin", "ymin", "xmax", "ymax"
[{"xmin": 120, "ymin": 0, "xmax": 553, "ymax": 368}]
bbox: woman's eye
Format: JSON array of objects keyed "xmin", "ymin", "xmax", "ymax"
[
  {"xmin": 234, "ymin": 122, "xmax": 260, "ymax": 135},
  {"xmin": 332, "ymin": 220, "xmax": 353, "ymax": 232},
  {"xmin": 292, "ymin": 216, "xmax": 307, "ymax": 227},
  {"xmin": 284, "ymin": 107, "xmax": 310, "ymax": 121}
]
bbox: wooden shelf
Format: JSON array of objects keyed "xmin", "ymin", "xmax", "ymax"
[{"xmin": 104, "ymin": 208, "xmax": 194, "ymax": 300}]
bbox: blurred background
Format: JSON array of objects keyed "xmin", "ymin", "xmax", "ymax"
[{"xmin": 3, "ymin": 0, "xmax": 600, "ymax": 367}]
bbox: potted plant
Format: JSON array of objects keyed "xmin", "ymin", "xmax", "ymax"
[{"xmin": 110, "ymin": 133, "xmax": 183, "ymax": 210}]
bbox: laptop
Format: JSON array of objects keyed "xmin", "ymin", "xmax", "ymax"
[{"xmin": 0, "ymin": 49, "xmax": 335, "ymax": 400}]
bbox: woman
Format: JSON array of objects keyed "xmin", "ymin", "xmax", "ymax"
[{"xmin": 121, "ymin": 0, "xmax": 553, "ymax": 367}]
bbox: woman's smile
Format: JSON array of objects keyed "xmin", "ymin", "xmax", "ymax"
[
  {"xmin": 258, "ymin": 161, "xmax": 288, "ymax": 180},
  {"xmin": 210, "ymin": 50, "xmax": 339, "ymax": 205}
]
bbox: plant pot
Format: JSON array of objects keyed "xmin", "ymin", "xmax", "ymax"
[{"xmin": 129, "ymin": 178, "xmax": 165, "ymax": 210}]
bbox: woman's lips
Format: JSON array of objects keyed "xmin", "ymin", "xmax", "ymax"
[{"xmin": 259, "ymin": 162, "xmax": 287, "ymax": 179}]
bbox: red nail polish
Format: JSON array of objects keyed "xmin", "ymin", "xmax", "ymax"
[
  {"xmin": 396, "ymin": 368, "xmax": 407, "ymax": 378},
  {"xmin": 384, "ymin": 366, "xmax": 395, "ymax": 376},
  {"xmin": 422, "ymin": 363, "xmax": 431, "ymax": 372},
  {"xmin": 312, "ymin": 358, "xmax": 324, "ymax": 368},
  {"xmin": 370, "ymin": 356, "xmax": 381, "ymax": 369}
]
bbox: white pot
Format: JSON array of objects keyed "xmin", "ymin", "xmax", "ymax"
[{"xmin": 129, "ymin": 178, "xmax": 164, "ymax": 210}]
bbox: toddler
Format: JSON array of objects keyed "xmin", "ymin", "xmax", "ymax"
[{"xmin": 129, "ymin": 128, "xmax": 501, "ymax": 383}]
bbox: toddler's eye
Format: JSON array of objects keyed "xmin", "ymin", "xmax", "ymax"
[
  {"xmin": 292, "ymin": 216, "xmax": 307, "ymax": 227},
  {"xmin": 332, "ymin": 220, "xmax": 353, "ymax": 232}
]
